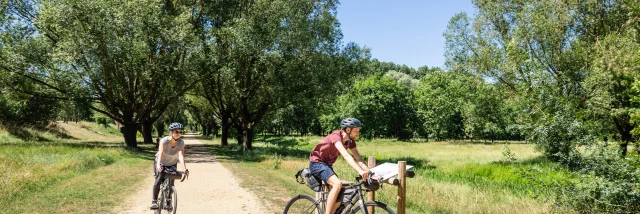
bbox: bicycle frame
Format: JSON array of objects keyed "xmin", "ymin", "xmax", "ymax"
[
  {"xmin": 313, "ymin": 182, "xmax": 371, "ymax": 214},
  {"xmin": 155, "ymin": 170, "xmax": 187, "ymax": 214},
  {"xmin": 156, "ymin": 179, "xmax": 175, "ymax": 213},
  {"xmin": 288, "ymin": 171, "xmax": 388, "ymax": 214}
]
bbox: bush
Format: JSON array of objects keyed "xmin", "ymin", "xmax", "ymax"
[
  {"xmin": 526, "ymin": 148, "xmax": 640, "ymax": 213},
  {"xmin": 0, "ymin": 93, "xmax": 61, "ymax": 126},
  {"xmin": 95, "ymin": 117, "xmax": 110, "ymax": 128}
]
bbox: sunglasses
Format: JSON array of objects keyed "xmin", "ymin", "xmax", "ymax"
[{"xmin": 173, "ymin": 130, "xmax": 183, "ymax": 134}]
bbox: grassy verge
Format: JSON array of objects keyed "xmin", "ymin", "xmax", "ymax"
[
  {"xmin": 1, "ymin": 122, "xmax": 155, "ymax": 213},
  {"xmin": 202, "ymin": 136, "xmax": 576, "ymax": 214}
]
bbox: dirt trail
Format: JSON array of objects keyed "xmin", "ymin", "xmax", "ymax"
[{"xmin": 116, "ymin": 136, "xmax": 269, "ymax": 214}]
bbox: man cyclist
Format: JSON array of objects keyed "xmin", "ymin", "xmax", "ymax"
[
  {"xmin": 150, "ymin": 122, "xmax": 188, "ymax": 209},
  {"xmin": 309, "ymin": 118, "xmax": 372, "ymax": 214}
]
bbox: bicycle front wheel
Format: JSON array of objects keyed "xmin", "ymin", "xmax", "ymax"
[
  {"xmin": 350, "ymin": 201, "xmax": 395, "ymax": 214},
  {"xmin": 160, "ymin": 186, "xmax": 178, "ymax": 214},
  {"xmin": 283, "ymin": 194, "xmax": 321, "ymax": 214},
  {"xmin": 155, "ymin": 190, "xmax": 165, "ymax": 214}
]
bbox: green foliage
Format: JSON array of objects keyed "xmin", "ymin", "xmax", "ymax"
[
  {"xmin": 94, "ymin": 116, "xmax": 110, "ymax": 128},
  {"xmin": 383, "ymin": 70, "xmax": 419, "ymax": 89},
  {"xmin": 414, "ymin": 71, "xmax": 477, "ymax": 140},
  {"xmin": 444, "ymin": 0, "xmax": 640, "ymax": 212},
  {"xmin": 0, "ymin": 90, "xmax": 60, "ymax": 126},
  {"xmin": 527, "ymin": 148, "xmax": 640, "ymax": 213},
  {"xmin": 193, "ymin": 0, "xmax": 370, "ymax": 149},
  {"xmin": 272, "ymin": 153, "xmax": 282, "ymax": 170},
  {"xmin": 501, "ymin": 144, "xmax": 518, "ymax": 162},
  {"xmin": 1, "ymin": 0, "xmax": 200, "ymax": 146},
  {"xmin": 331, "ymin": 74, "xmax": 418, "ymax": 139}
]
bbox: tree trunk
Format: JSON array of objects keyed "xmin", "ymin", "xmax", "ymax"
[
  {"xmin": 242, "ymin": 126, "xmax": 254, "ymax": 151},
  {"xmin": 220, "ymin": 114, "xmax": 229, "ymax": 146},
  {"xmin": 121, "ymin": 123, "xmax": 138, "ymax": 148},
  {"xmin": 141, "ymin": 120, "xmax": 154, "ymax": 144},
  {"xmin": 212, "ymin": 125, "xmax": 219, "ymax": 138},
  {"xmin": 207, "ymin": 126, "xmax": 213, "ymax": 137},
  {"xmin": 202, "ymin": 123, "xmax": 208, "ymax": 136},
  {"xmin": 614, "ymin": 116, "xmax": 634, "ymax": 157},
  {"xmin": 234, "ymin": 124, "xmax": 243, "ymax": 145},
  {"xmin": 621, "ymin": 142, "xmax": 628, "ymax": 157},
  {"xmin": 155, "ymin": 123, "xmax": 166, "ymax": 138}
]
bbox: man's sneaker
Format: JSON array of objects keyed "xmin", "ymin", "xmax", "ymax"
[{"xmin": 150, "ymin": 201, "xmax": 158, "ymax": 209}]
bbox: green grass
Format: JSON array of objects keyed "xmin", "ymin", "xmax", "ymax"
[
  {"xmin": 0, "ymin": 122, "xmax": 155, "ymax": 213},
  {"xmin": 202, "ymin": 136, "xmax": 577, "ymax": 214},
  {"xmin": 77, "ymin": 121, "xmax": 123, "ymax": 136}
]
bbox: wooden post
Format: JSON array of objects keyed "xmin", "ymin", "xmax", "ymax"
[
  {"xmin": 367, "ymin": 156, "xmax": 376, "ymax": 214},
  {"xmin": 397, "ymin": 161, "xmax": 406, "ymax": 214}
]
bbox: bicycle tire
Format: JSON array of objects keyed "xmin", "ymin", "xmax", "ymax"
[
  {"xmin": 169, "ymin": 186, "xmax": 178, "ymax": 214},
  {"xmin": 283, "ymin": 194, "xmax": 321, "ymax": 214},
  {"xmin": 155, "ymin": 190, "xmax": 164, "ymax": 214},
  {"xmin": 350, "ymin": 201, "xmax": 395, "ymax": 214},
  {"xmin": 158, "ymin": 186, "xmax": 178, "ymax": 214}
]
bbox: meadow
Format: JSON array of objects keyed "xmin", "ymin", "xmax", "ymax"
[
  {"xmin": 0, "ymin": 122, "xmax": 155, "ymax": 213},
  {"xmin": 201, "ymin": 136, "xmax": 577, "ymax": 214}
]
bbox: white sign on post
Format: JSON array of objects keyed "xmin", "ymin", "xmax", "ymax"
[{"xmin": 370, "ymin": 162, "xmax": 414, "ymax": 181}]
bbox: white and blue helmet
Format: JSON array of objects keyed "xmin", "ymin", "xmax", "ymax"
[{"xmin": 168, "ymin": 122, "xmax": 184, "ymax": 131}]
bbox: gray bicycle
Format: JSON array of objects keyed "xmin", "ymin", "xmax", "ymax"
[
  {"xmin": 284, "ymin": 172, "xmax": 395, "ymax": 214},
  {"xmin": 155, "ymin": 170, "xmax": 188, "ymax": 214}
]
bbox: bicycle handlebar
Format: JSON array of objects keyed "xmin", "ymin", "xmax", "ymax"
[
  {"xmin": 162, "ymin": 169, "xmax": 189, "ymax": 182},
  {"xmin": 355, "ymin": 171, "xmax": 376, "ymax": 184}
]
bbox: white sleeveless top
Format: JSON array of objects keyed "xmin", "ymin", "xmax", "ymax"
[{"xmin": 156, "ymin": 136, "xmax": 185, "ymax": 166}]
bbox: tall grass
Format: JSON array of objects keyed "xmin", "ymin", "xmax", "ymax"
[
  {"xmin": 0, "ymin": 122, "xmax": 154, "ymax": 213},
  {"xmin": 203, "ymin": 136, "xmax": 576, "ymax": 214}
]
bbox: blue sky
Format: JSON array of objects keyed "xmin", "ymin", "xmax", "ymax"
[{"xmin": 336, "ymin": 1, "xmax": 476, "ymax": 69}]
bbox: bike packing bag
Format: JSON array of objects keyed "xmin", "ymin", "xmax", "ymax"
[
  {"xmin": 339, "ymin": 187, "xmax": 357, "ymax": 203},
  {"xmin": 162, "ymin": 166, "xmax": 182, "ymax": 180},
  {"xmin": 296, "ymin": 168, "xmax": 322, "ymax": 192}
]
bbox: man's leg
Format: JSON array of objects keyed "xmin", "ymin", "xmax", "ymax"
[{"xmin": 325, "ymin": 175, "xmax": 342, "ymax": 214}]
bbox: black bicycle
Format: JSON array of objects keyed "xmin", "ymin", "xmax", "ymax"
[
  {"xmin": 284, "ymin": 171, "xmax": 395, "ymax": 214},
  {"xmin": 155, "ymin": 170, "xmax": 188, "ymax": 214}
]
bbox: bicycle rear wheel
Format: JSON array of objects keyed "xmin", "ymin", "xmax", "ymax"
[
  {"xmin": 350, "ymin": 201, "xmax": 395, "ymax": 214},
  {"xmin": 283, "ymin": 194, "xmax": 321, "ymax": 214}
]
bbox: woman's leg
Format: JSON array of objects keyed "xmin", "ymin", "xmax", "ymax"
[{"xmin": 152, "ymin": 159, "xmax": 165, "ymax": 201}]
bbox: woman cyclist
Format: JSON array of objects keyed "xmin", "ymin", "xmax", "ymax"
[{"xmin": 150, "ymin": 122, "xmax": 188, "ymax": 209}]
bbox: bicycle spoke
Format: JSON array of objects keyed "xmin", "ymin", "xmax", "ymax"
[
  {"xmin": 350, "ymin": 201, "xmax": 395, "ymax": 214},
  {"xmin": 288, "ymin": 200, "xmax": 317, "ymax": 213},
  {"xmin": 284, "ymin": 194, "xmax": 321, "ymax": 214}
]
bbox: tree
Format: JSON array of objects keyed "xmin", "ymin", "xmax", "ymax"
[
  {"xmin": 369, "ymin": 59, "xmax": 415, "ymax": 77},
  {"xmin": 462, "ymin": 83, "xmax": 522, "ymax": 142},
  {"xmin": 186, "ymin": 95, "xmax": 219, "ymax": 137},
  {"xmin": 1, "ymin": 0, "xmax": 199, "ymax": 147},
  {"xmin": 194, "ymin": 0, "xmax": 369, "ymax": 150},
  {"xmin": 442, "ymin": 0, "xmax": 639, "ymax": 157},
  {"xmin": 383, "ymin": 70, "xmax": 419, "ymax": 89},
  {"xmin": 335, "ymin": 74, "xmax": 417, "ymax": 139},
  {"xmin": 582, "ymin": 16, "xmax": 640, "ymax": 156},
  {"xmin": 414, "ymin": 71, "xmax": 479, "ymax": 140}
]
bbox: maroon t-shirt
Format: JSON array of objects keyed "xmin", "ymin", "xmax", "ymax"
[{"xmin": 309, "ymin": 130, "xmax": 357, "ymax": 166}]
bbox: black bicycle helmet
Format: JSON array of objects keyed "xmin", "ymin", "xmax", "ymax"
[
  {"xmin": 340, "ymin": 118, "xmax": 362, "ymax": 129},
  {"xmin": 168, "ymin": 122, "xmax": 184, "ymax": 131}
]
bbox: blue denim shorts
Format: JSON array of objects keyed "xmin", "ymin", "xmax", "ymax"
[{"xmin": 309, "ymin": 162, "xmax": 336, "ymax": 183}]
